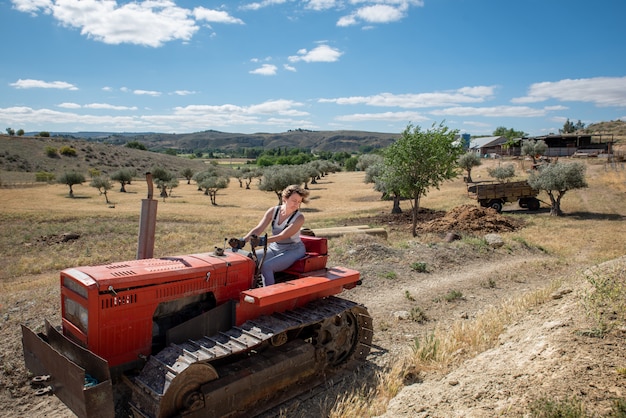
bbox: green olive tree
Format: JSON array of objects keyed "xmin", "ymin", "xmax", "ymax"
[
  {"xmin": 487, "ymin": 164, "xmax": 516, "ymax": 182},
  {"xmin": 199, "ymin": 176, "xmax": 230, "ymax": 205},
  {"xmin": 527, "ymin": 161, "xmax": 587, "ymax": 216},
  {"xmin": 90, "ymin": 176, "xmax": 113, "ymax": 204},
  {"xmin": 521, "ymin": 139, "xmax": 548, "ymax": 166},
  {"xmin": 381, "ymin": 122, "xmax": 463, "ymax": 236},
  {"xmin": 111, "ymin": 168, "xmax": 135, "ymax": 192},
  {"xmin": 259, "ymin": 165, "xmax": 308, "ymax": 205},
  {"xmin": 458, "ymin": 152, "xmax": 482, "ymax": 183},
  {"xmin": 58, "ymin": 171, "xmax": 85, "ymax": 198}
]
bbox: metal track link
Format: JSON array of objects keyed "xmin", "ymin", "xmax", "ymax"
[{"xmin": 132, "ymin": 296, "xmax": 366, "ymax": 401}]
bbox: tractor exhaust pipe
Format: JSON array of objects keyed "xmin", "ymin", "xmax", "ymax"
[{"xmin": 137, "ymin": 172, "xmax": 158, "ymax": 259}]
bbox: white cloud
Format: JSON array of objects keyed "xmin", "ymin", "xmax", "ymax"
[
  {"xmin": 248, "ymin": 99, "xmax": 308, "ymax": 116},
  {"xmin": 172, "ymin": 90, "xmax": 197, "ymax": 96},
  {"xmin": 0, "ymin": 98, "xmax": 312, "ymax": 133},
  {"xmin": 305, "ymin": 0, "xmax": 338, "ymax": 11},
  {"xmin": 240, "ymin": 0, "xmax": 289, "ymax": 11},
  {"xmin": 10, "ymin": 0, "xmax": 51, "ymax": 15},
  {"xmin": 337, "ymin": 1, "xmax": 424, "ymax": 26},
  {"xmin": 337, "ymin": 15, "xmax": 357, "ymax": 26},
  {"xmin": 288, "ymin": 44, "xmax": 343, "ymax": 63},
  {"xmin": 431, "ymin": 106, "xmax": 547, "ymax": 118},
  {"xmin": 249, "ymin": 64, "xmax": 278, "ymax": 75},
  {"xmin": 58, "ymin": 102, "xmax": 81, "ymax": 109},
  {"xmin": 0, "ymin": 106, "xmax": 143, "ymax": 130},
  {"xmin": 11, "ymin": 0, "xmax": 199, "ymax": 47},
  {"xmin": 355, "ymin": 4, "xmax": 405, "ymax": 23},
  {"xmin": 463, "ymin": 121, "xmax": 491, "ymax": 128},
  {"xmin": 320, "ymin": 87, "xmax": 497, "ymax": 108},
  {"xmin": 60, "ymin": 0, "xmax": 199, "ymax": 47},
  {"xmin": 84, "ymin": 103, "xmax": 138, "ymax": 111},
  {"xmin": 336, "ymin": 111, "xmax": 428, "ymax": 122},
  {"xmin": 10, "ymin": 78, "xmax": 78, "ymax": 90},
  {"xmin": 193, "ymin": 7, "xmax": 244, "ymax": 24},
  {"xmin": 512, "ymin": 76, "xmax": 626, "ymax": 107},
  {"xmin": 134, "ymin": 90, "xmax": 162, "ymax": 97},
  {"xmin": 283, "ymin": 64, "xmax": 297, "ymax": 72}
]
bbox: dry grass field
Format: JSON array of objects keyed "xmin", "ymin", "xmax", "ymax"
[{"xmin": 1, "ymin": 157, "xmax": 625, "ymax": 417}]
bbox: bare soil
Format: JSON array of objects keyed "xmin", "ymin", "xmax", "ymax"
[{"xmin": 1, "ymin": 165, "xmax": 625, "ymax": 417}]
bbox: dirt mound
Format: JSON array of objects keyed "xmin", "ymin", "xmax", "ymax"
[
  {"xmin": 356, "ymin": 205, "xmax": 524, "ymax": 235},
  {"xmin": 417, "ymin": 204, "xmax": 524, "ymax": 234}
]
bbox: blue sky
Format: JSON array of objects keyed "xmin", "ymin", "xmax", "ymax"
[{"xmin": 1, "ymin": 0, "xmax": 625, "ymax": 137}]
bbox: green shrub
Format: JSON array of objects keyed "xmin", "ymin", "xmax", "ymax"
[
  {"xmin": 582, "ymin": 263, "xmax": 626, "ymax": 333},
  {"xmin": 45, "ymin": 146, "xmax": 58, "ymax": 158},
  {"xmin": 434, "ymin": 289, "xmax": 464, "ymax": 303},
  {"xmin": 410, "ymin": 262, "xmax": 428, "ymax": 273},
  {"xmin": 59, "ymin": 145, "xmax": 77, "ymax": 156},
  {"xmin": 528, "ymin": 396, "xmax": 586, "ymax": 417},
  {"xmin": 410, "ymin": 306, "xmax": 428, "ymax": 323},
  {"xmin": 35, "ymin": 171, "xmax": 55, "ymax": 182}
]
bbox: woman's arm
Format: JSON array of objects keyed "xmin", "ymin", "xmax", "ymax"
[{"xmin": 243, "ymin": 207, "xmax": 274, "ymax": 241}]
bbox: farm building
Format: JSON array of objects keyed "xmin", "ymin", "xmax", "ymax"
[
  {"xmin": 528, "ymin": 133, "xmax": 614, "ymax": 157},
  {"xmin": 468, "ymin": 136, "xmax": 511, "ymax": 157},
  {"xmin": 467, "ymin": 133, "xmax": 614, "ymax": 158}
]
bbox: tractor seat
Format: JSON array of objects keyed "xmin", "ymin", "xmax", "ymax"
[{"xmin": 284, "ymin": 235, "xmax": 328, "ymax": 274}]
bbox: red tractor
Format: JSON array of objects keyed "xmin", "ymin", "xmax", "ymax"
[{"xmin": 21, "ymin": 179, "xmax": 372, "ymax": 418}]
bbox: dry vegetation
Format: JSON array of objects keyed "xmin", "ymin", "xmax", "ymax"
[{"xmin": 1, "ymin": 155, "xmax": 625, "ymax": 417}]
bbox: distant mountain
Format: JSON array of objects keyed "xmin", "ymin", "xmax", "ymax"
[{"xmin": 59, "ymin": 129, "xmax": 401, "ymax": 154}]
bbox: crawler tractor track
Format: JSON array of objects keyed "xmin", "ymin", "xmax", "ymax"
[{"xmin": 128, "ymin": 296, "xmax": 373, "ymax": 418}]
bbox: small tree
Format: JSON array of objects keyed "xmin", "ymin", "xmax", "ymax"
[
  {"xmin": 527, "ymin": 161, "xmax": 587, "ymax": 216},
  {"xmin": 181, "ymin": 168, "xmax": 195, "ymax": 184},
  {"xmin": 362, "ymin": 154, "xmax": 404, "ymax": 214},
  {"xmin": 302, "ymin": 161, "xmax": 322, "ymax": 188},
  {"xmin": 193, "ymin": 167, "xmax": 220, "ymax": 191},
  {"xmin": 521, "ymin": 139, "xmax": 548, "ymax": 166},
  {"xmin": 16, "ymin": 129, "xmax": 24, "ymax": 136},
  {"xmin": 111, "ymin": 169, "xmax": 134, "ymax": 192},
  {"xmin": 493, "ymin": 126, "xmax": 527, "ymax": 139},
  {"xmin": 6, "ymin": 128, "xmax": 15, "ymax": 136},
  {"xmin": 356, "ymin": 153, "xmax": 383, "ymax": 172},
  {"xmin": 487, "ymin": 164, "xmax": 516, "ymax": 182},
  {"xmin": 259, "ymin": 165, "xmax": 308, "ymax": 205},
  {"xmin": 90, "ymin": 176, "xmax": 113, "ymax": 204},
  {"xmin": 242, "ymin": 167, "xmax": 262, "ymax": 189},
  {"xmin": 458, "ymin": 152, "xmax": 482, "ymax": 183},
  {"xmin": 58, "ymin": 171, "xmax": 85, "ymax": 198},
  {"xmin": 382, "ymin": 122, "xmax": 463, "ymax": 236},
  {"xmin": 200, "ymin": 176, "xmax": 229, "ymax": 205},
  {"xmin": 151, "ymin": 167, "xmax": 175, "ymax": 199},
  {"xmin": 166, "ymin": 178, "xmax": 179, "ymax": 197},
  {"xmin": 560, "ymin": 118, "xmax": 585, "ymax": 134}
]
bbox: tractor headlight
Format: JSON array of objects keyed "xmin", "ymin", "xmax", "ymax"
[{"xmin": 64, "ymin": 297, "xmax": 88, "ymax": 334}]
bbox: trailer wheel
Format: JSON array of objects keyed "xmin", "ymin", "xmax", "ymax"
[
  {"xmin": 488, "ymin": 200, "xmax": 503, "ymax": 213},
  {"xmin": 527, "ymin": 198, "xmax": 540, "ymax": 211}
]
